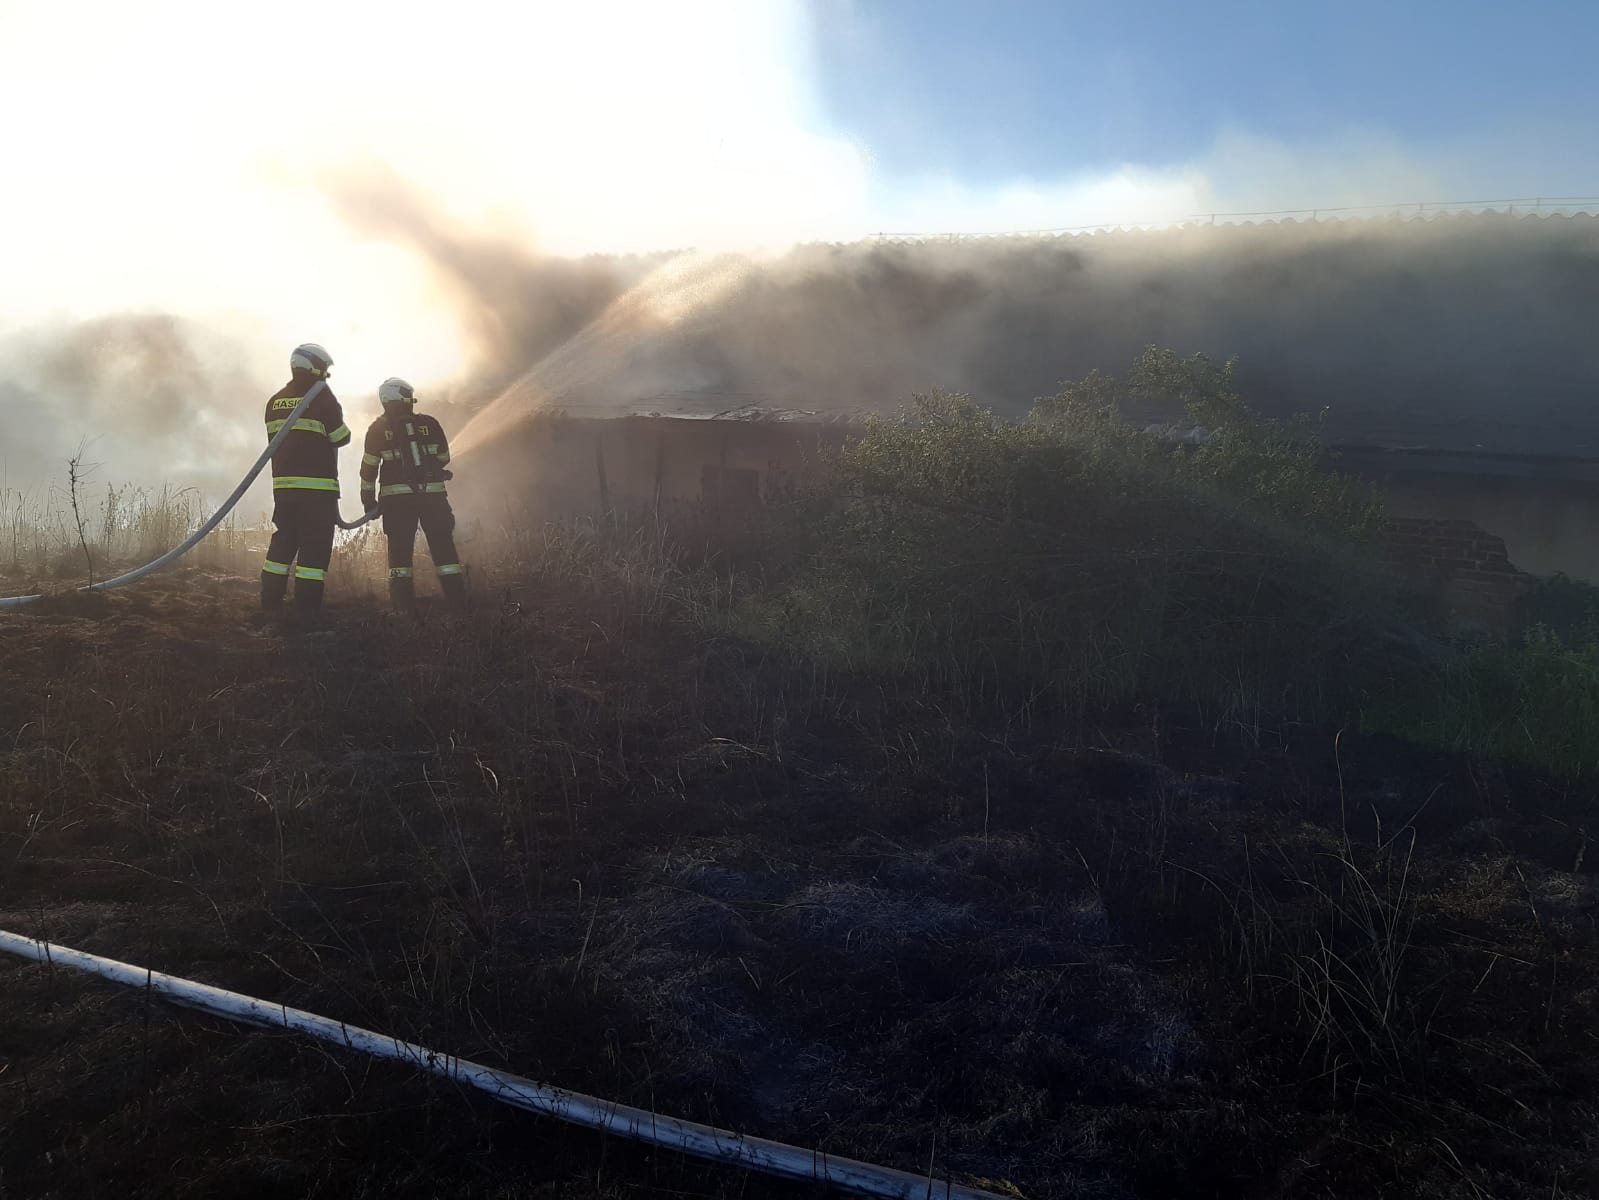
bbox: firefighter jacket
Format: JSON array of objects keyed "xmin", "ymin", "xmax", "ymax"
[
  {"xmin": 360, "ymin": 410, "xmax": 452, "ymax": 501},
  {"xmin": 264, "ymin": 370, "xmax": 351, "ymax": 493}
]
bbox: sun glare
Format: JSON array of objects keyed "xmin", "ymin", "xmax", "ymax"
[{"xmin": 0, "ymin": 0, "xmax": 1211, "ymax": 392}]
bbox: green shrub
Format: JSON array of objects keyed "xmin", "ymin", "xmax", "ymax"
[
  {"xmin": 1515, "ymin": 572, "xmax": 1599, "ymax": 641},
  {"xmin": 741, "ymin": 349, "xmax": 1396, "ymax": 726},
  {"xmin": 1037, "ymin": 346, "xmax": 1384, "ymax": 542},
  {"xmin": 1366, "ymin": 622, "xmax": 1599, "ymax": 777}
]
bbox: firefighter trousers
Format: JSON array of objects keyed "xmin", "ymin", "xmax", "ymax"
[
  {"xmin": 381, "ymin": 494, "xmax": 465, "ymax": 607},
  {"xmin": 262, "ymin": 490, "xmax": 338, "ymax": 610}
]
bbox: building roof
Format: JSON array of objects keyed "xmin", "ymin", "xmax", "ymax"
[{"xmin": 467, "ymin": 210, "xmax": 1599, "ymax": 462}]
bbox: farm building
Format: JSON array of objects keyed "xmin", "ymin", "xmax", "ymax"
[
  {"xmin": 456, "ymin": 395, "xmax": 1594, "ymax": 634},
  {"xmin": 452, "ymin": 210, "xmax": 1599, "ymax": 628}
]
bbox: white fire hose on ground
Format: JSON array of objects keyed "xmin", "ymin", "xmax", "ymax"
[
  {"xmin": 0, "ymin": 382, "xmax": 376, "ymax": 610},
  {"xmin": 0, "ymin": 930, "xmax": 1013, "ymax": 1199}
]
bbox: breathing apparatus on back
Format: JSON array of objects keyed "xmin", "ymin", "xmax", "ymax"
[{"xmin": 379, "ymin": 377, "xmax": 450, "ymax": 488}]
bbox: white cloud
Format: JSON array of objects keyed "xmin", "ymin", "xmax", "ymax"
[
  {"xmin": 862, "ymin": 166, "xmax": 1212, "ymax": 236},
  {"xmin": 1198, "ymin": 127, "xmax": 1449, "ymax": 215}
]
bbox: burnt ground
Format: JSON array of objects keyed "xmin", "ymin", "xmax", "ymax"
[{"xmin": 1, "ymin": 567, "xmax": 1596, "ymax": 1199}]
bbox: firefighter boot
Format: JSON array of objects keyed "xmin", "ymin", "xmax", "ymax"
[
  {"xmin": 293, "ymin": 578, "xmax": 326, "ymax": 611},
  {"xmin": 439, "ymin": 567, "xmax": 468, "ymax": 612},
  {"xmin": 388, "ymin": 569, "xmax": 416, "ymax": 614},
  {"xmin": 260, "ymin": 567, "xmax": 289, "ymax": 611}
]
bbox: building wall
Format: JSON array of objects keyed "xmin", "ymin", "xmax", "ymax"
[
  {"xmin": 1363, "ymin": 469, "xmax": 1599, "ymax": 583},
  {"xmin": 1384, "ymin": 516, "xmax": 1530, "ymax": 632},
  {"xmin": 460, "ymin": 417, "xmax": 1592, "ymax": 636},
  {"xmin": 454, "ymin": 415, "xmax": 846, "ymax": 525}
]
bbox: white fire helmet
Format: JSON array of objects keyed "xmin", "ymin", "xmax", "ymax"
[
  {"xmin": 379, "ymin": 377, "xmax": 417, "ymax": 408},
  {"xmin": 290, "ymin": 343, "xmax": 333, "ymax": 378}
]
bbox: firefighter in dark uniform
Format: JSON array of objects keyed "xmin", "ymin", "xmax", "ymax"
[
  {"xmin": 359, "ymin": 377, "xmax": 466, "ymax": 611},
  {"xmin": 260, "ymin": 343, "xmax": 351, "ymax": 611}
]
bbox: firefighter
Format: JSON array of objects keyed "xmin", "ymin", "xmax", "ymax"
[
  {"xmin": 261, "ymin": 343, "xmax": 351, "ymax": 611},
  {"xmin": 359, "ymin": 377, "xmax": 466, "ymax": 611}
]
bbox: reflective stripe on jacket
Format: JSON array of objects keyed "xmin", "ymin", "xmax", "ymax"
[{"xmin": 265, "ymin": 372, "xmax": 350, "ymax": 494}]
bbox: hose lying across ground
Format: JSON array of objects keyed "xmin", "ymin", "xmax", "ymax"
[
  {"xmin": 0, "ymin": 930, "xmax": 1011, "ymax": 1199},
  {"xmin": 0, "ymin": 381, "xmax": 375, "ymax": 609}
]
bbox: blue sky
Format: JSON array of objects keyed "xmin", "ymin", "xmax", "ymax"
[{"xmin": 811, "ymin": 0, "xmax": 1599, "ymax": 204}]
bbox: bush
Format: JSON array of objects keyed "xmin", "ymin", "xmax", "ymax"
[
  {"xmin": 1366, "ymin": 622, "xmax": 1599, "ymax": 777},
  {"xmin": 1037, "ymin": 346, "xmax": 1384, "ymax": 542},
  {"xmin": 1515, "ymin": 572, "xmax": 1599, "ymax": 641},
  {"xmin": 739, "ymin": 348, "xmax": 1396, "ymax": 727}
]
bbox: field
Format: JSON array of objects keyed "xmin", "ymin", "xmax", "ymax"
[{"xmin": 3, "ymin": 366, "xmax": 1598, "ymax": 1198}]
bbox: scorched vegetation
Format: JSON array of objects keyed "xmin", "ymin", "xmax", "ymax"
[{"xmin": 2, "ymin": 351, "xmax": 1596, "ymax": 1199}]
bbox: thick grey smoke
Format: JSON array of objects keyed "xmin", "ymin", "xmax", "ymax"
[
  {"xmin": 0, "ymin": 314, "xmax": 265, "ymax": 495},
  {"xmin": 11, "ymin": 207, "xmax": 1596, "ymax": 509},
  {"xmin": 668, "ymin": 215, "xmax": 1599, "ymax": 455},
  {"xmin": 364, "ymin": 207, "xmax": 1599, "ymax": 460}
]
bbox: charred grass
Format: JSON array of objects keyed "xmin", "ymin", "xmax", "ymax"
[
  {"xmin": 3, "ymin": 369, "xmax": 1597, "ymax": 1198},
  {"xmin": 0, "ymin": 547, "xmax": 1594, "ymax": 1199}
]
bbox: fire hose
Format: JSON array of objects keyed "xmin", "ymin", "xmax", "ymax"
[
  {"xmin": 0, "ymin": 382, "xmax": 376, "ymax": 609},
  {"xmin": 0, "ymin": 930, "xmax": 1012, "ymax": 1199}
]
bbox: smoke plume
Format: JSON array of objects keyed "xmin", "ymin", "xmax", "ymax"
[
  {"xmin": 7, "ymin": 207, "xmax": 1597, "ymax": 508},
  {"xmin": 384, "ymin": 209, "xmax": 1599, "ymax": 460},
  {"xmin": 0, "ymin": 315, "xmax": 266, "ymax": 495},
  {"xmin": 326, "ymin": 175, "xmax": 660, "ymax": 412}
]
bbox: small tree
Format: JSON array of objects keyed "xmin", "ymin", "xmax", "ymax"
[{"xmin": 66, "ymin": 440, "xmax": 98, "ymax": 586}]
